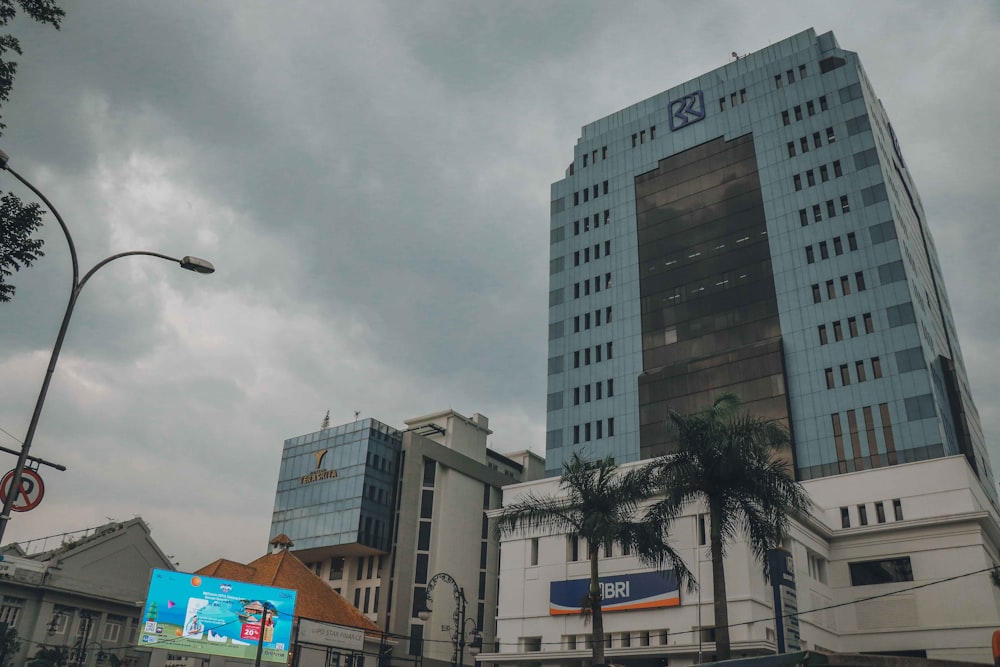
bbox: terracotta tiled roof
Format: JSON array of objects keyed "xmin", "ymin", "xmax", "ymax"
[
  {"xmin": 269, "ymin": 534, "xmax": 294, "ymax": 547},
  {"xmin": 195, "ymin": 551, "xmax": 380, "ymax": 637}
]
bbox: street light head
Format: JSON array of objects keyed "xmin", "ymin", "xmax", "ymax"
[
  {"xmin": 417, "ymin": 609, "xmax": 430, "ymax": 622},
  {"xmin": 180, "ymin": 256, "xmax": 215, "ymax": 275}
]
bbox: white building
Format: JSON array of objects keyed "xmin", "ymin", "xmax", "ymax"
[{"xmin": 487, "ymin": 456, "xmax": 1000, "ymax": 667}]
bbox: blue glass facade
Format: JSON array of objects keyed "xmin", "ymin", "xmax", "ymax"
[
  {"xmin": 545, "ymin": 29, "xmax": 996, "ymax": 499},
  {"xmin": 270, "ymin": 418, "xmax": 401, "ymax": 556}
]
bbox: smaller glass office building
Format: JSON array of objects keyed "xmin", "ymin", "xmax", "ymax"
[{"xmin": 271, "ymin": 418, "xmax": 401, "ymax": 560}]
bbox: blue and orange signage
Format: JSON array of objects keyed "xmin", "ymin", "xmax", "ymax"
[{"xmin": 549, "ymin": 571, "xmax": 680, "ymax": 615}]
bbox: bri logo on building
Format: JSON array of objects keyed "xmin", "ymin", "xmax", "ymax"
[
  {"xmin": 668, "ymin": 91, "xmax": 705, "ymax": 131},
  {"xmin": 549, "ymin": 571, "xmax": 680, "ymax": 615}
]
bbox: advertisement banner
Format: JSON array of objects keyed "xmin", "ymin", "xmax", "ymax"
[
  {"xmin": 138, "ymin": 569, "xmax": 297, "ymax": 663},
  {"xmin": 549, "ymin": 571, "xmax": 679, "ymax": 615}
]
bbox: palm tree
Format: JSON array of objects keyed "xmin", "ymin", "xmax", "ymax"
[
  {"xmin": 650, "ymin": 394, "xmax": 810, "ymax": 661},
  {"xmin": 496, "ymin": 453, "xmax": 694, "ymax": 666},
  {"xmin": 26, "ymin": 645, "xmax": 70, "ymax": 667}
]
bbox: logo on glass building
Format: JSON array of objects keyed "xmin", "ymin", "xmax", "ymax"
[{"xmin": 668, "ymin": 91, "xmax": 705, "ymax": 130}]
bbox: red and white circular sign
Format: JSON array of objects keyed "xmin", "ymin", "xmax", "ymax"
[{"xmin": 0, "ymin": 468, "xmax": 45, "ymax": 512}]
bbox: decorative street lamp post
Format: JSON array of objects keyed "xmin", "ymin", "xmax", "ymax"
[
  {"xmin": 0, "ymin": 150, "xmax": 215, "ymax": 542},
  {"xmin": 417, "ymin": 572, "xmax": 482, "ymax": 667}
]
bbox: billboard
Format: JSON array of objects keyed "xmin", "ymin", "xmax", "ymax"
[
  {"xmin": 138, "ymin": 569, "xmax": 297, "ymax": 663},
  {"xmin": 549, "ymin": 571, "xmax": 679, "ymax": 615}
]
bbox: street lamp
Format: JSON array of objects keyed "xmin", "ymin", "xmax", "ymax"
[
  {"xmin": 417, "ymin": 572, "xmax": 482, "ymax": 667},
  {"xmin": 0, "ymin": 150, "xmax": 215, "ymax": 542}
]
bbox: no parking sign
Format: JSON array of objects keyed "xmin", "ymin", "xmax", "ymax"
[{"xmin": 0, "ymin": 469, "xmax": 45, "ymax": 512}]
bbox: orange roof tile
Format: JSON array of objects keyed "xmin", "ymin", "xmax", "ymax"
[{"xmin": 195, "ymin": 551, "xmax": 380, "ymax": 637}]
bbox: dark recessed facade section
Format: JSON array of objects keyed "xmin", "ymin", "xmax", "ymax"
[
  {"xmin": 638, "ymin": 339, "xmax": 789, "ymax": 459},
  {"xmin": 635, "ymin": 134, "xmax": 792, "ymax": 466}
]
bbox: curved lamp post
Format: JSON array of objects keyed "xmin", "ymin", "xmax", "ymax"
[
  {"xmin": 0, "ymin": 150, "xmax": 215, "ymax": 542},
  {"xmin": 418, "ymin": 572, "xmax": 482, "ymax": 667}
]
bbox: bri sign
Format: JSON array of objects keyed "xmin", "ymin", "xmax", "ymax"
[{"xmin": 549, "ymin": 571, "xmax": 680, "ymax": 615}]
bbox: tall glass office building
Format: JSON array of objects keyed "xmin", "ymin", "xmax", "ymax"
[{"xmin": 545, "ymin": 28, "xmax": 995, "ymax": 497}]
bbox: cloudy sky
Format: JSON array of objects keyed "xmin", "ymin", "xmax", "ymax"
[{"xmin": 0, "ymin": 1, "xmax": 998, "ymax": 570}]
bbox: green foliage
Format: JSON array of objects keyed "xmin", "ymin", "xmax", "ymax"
[
  {"xmin": 0, "ymin": 624, "xmax": 21, "ymax": 667},
  {"xmin": 26, "ymin": 644, "xmax": 70, "ymax": 667},
  {"xmin": 0, "ymin": 0, "xmax": 63, "ymax": 303},
  {"xmin": 0, "ymin": 190, "xmax": 44, "ymax": 301},
  {"xmin": 650, "ymin": 393, "xmax": 811, "ymax": 660},
  {"xmin": 496, "ymin": 453, "xmax": 694, "ymax": 664}
]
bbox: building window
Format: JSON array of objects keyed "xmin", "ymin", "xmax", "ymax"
[
  {"xmin": 858, "ymin": 504, "xmax": 869, "ymax": 526},
  {"xmin": 840, "ymin": 195, "xmax": 850, "ymax": 212},
  {"xmin": 530, "ymin": 537, "xmax": 539, "ymax": 566},
  {"xmin": 872, "ymin": 356, "xmax": 883, "ymax": 378},
  {"xmin": 330, "ymin": 557, "xmax": 345, "ymax": 580},
  {"xmin": 825, "ymin": 368, "xmax": 835, "ymax": 389},
  {"xmin": 833, "ymin": 160, "xmax": 843, "ymax": 177},
  {"xmin": 585, "ymin": 423, "xmax": 591, "ymax": 441},
  {"xmin": 840, "ymin": 507, "xmax": 850, "ymax": 528},
  {"xmin": 841, "ymin": 275, "xmax": 851, "ymax": 295},
  {"xmin": 794, "ymin": 174, "xmax": 802, "ymax": 191},
  {"xmin": 794, "ymin": 105, "xmax": 803, "ymax": 121},
  {"xmin": 826, "ymin": 279, "xmax": 835, "ymax": 299},
  {"xmin": 856, "ymin": 360, "xmax": 867, "ymax": 381},
  {"xmin": 849, "ymin": 557, "xmax": 914, "ymax": 586},
  {"xmin": 818, "ymin": 325, "xmax": 828, "ymax": 345},
  {"xmin": 0, "ymin": 597, "xmax": 24, "ymax": 626},
  {"xmin": 608, "ymin": 417, "xmax": 615, "ymax": 436},
  {"xmin": 848, "ymin": 232, "xmax": 858, "ymax": 251},
  {"xmin": 875, "ymin": 502, "xmax": 887, "ymax": 524},
  {"xmin": 833, "ymin": 321, "xmax": 843, "ymax": 341},
  {"xmin": 787, "ymin": 142, "xmax": 795, "ymax": 158},
  {"xmin": 573, "ymin": 425, "xmax": 580, "ymax": 444},
  {"xmin": 813, "ymin": 205, "xmax": 822, "ymax": 222},
  {"xmin": 806, "ymin": 169, "xmax": 816, "ymax": 186},
  {"xmin": 864, "ymin": 312, "xmax": 875, "ymax": 333},
  {"xmin": 840, "ymin": 365, "xmax": 850, "ymax": 386},
  {"xmin": 800, "ymin": 137, "xmax": 809, "ymax": 153},
  {"xmin": 820, "ymin": 164, "xmax": 829, "ymax": 182},
  {"xmin": 787, "ymin": 69, "xmax": 796, "ymax": 83},
  {"xmin": 782, "ymin": 110, "xmax": 790, "ymax": 125},
  {"xmin": 799, "ymin": 209, "xmax": 808, "ymax": 226},
  {"xmin": 833, "ymin": 237, "xmax": 843, "ymax": 255},
  {"xmin": 820, "ymin": 95, "xmax": 828, "ymax": 111},
  {"xmin": 827, "ymin": 200, "xmax": 836, "ymax": 218},
  {"xmin": 856, "ymin": 271, "xmax": 866, "ymax": 291},
  {"xmin": 813, "ymin": 131, "xmax": 822, "ymax": 149},
  {"xmin": 806, "ymin": 247, "xmax": 815, "ymax": 264},
  {"xmin": 568, "ymin": 534, "xmax": 580, "ymax": 561},
  {"xmin": 775, "ymin": 74, "xmax": 783, "ymax": 89},
  {"xmin": 819, "ymin": 241, "xmax": 828, "ymax": 260},
  {"xmin": 893, "ymin": 499, "xmax": 904, "ymax": 520}
]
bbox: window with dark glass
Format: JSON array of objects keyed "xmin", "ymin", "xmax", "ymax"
[
  {"xmin": 833, "ymin": 321, "xmax": 843, "ymax": 341},
  {"xmin": 782, "ymin": 110, "xmax": 790, "ymax": 125},
  {"xmin": 807, "ymin": 100, "xmax": 815, "ymax": 116},
  {"xmin": 812, "ymin": 284, "xmax": 822, "ymax": 303},
  {"xmin": 826, "ymin": 280, "xmax": 835, "ymax": 298},
  {"xmin": 573, "ymin": 425, "xmax": 580, "ymax": 444},
  {"xmin": 813, "ymin": 131, "xmax": 822, "ymax": 148},
  {"xmin": 864, "ymin": 313, "xmax": 874, "ymax": 333},
  {"xmin": 806, "ymin": 170, "xmax": 816, "ymax": 186},
  {"xmin": 574, "ymin": 351, "xmax": 580, "ymax": 368},
  {"xmin": 875, "ymin": 502, "xmax": 886, "ymax": 523},
  {"xmin": 858, "ymin": 504, "xmax": 868, "ymax": 525},
  {"xmin": 605, "ymin": 240, "xmax": 611, "ymax": 255},
  {"xmin": 826, "ymin": 126, "xmax": 836, "ymax": 143},
  {"xmin": 787, "ymin": 69, "xmax": 795, "ymax": 83},
  {"xmin": 872, "ymin": 356, "xmax": 883, "ymax": 378},
  {"xmin": 840, "ymin": 194, "xmax": 850, "ymax": 212},
  {"xmin": 849, "ymin": 557, "xmax": 913, "ymax": 586},
  {"xmin": 775, "ymin": 74, "xmax": 783, "ymax": 89},
  {"xmin": 794, "ymin": 105, "xmax": 803, "ymax": 121},
  {"xmin": 418, "ymin": 521, "xmax": 432, "ymax": 550},
  {"xmin": 820, "ymin": 96, "xmax": 829, "ymax": 111},
  {"xmin": 827, "ymin": 200, "xmax": 836, "ymax": 218},
  {"xmin": 840, "ymin": 365, "xmax": 850, "ymax": 385},
  {"xmin": 787, "ymin": 142, "xmax": 796, "ymax": 158},
  {"xmin": 606, "ymin": 341, "xmax": 613, "ymax": 359},
  {"xmin": 806, "ymin": 247, "xmax": 815, "ymax": 264},
  {"xmin": 833, "ymin": 237, "xmax": 843, "ymax": 255},
  {"xmin": 848, "ymin": 316, "xmax": 858, "ymax": 337},
  {"xmin": 841, "ymin": 275, "xmax": 851, "ymax": 294},
  {"xmin": 799, "ymin": 209, "xmax": 809, "ymax": 226},
  {"xmin": 584, "ymin": 385, "xmax": 591, "ymax": 403},
  {"xmin": 799, "ymin": 64, "xmax": 807, "ymax": 78},
  {"xmin": 840, "ymin": 507, "xmax": 850, "ymax": 528},
  {"xmin": 825, "ymin": 368, "xmax": 835, "ymax": 389},
  {"xmin": 820, "ymin": 164, "xmax": 829, "ymax": 182},
  {"xmin": 596, "ymin": 382, "xmax": 602, "ymax": 400},
  {"xmin": 584, "ymin": 348, "xmax": 591, "ymax": 365},
  {"xmin": 813, "ymin": 205, "xmax": 822, "ymax": 222},
  {"xmin": 740, "ymin": 89, "xmax": 746, "ymax": 103},
  {"xmin": 608, "ymin": 417, "xmax": 615, "ymax": 436},
  {"xmin": 833, "ymin": 160, "xmax": 843, "ymax": 177},
  {"xmin": 893, "ymin": 499, "xmax": 903, "ymax": 520},
  {"xmin": 819, "ymin": 241, "xmax": 828, "ymax": 259},
  {"xmin": 800, "ymin": 137, "xmax": 809, "ymax": 153},
  {"xmin": 596, "ymin": 420, "xmax": 603, "ymax": 439},
  {"xmin": 585, "ymin": 423, "xmax": 591, "ymax": 441},
  {"xmin": 608, "ymin": 378, "xmax": 614, "ymax": 396},
  {"xmin": 819, "ymin": 325, "xmax": 828, "ymax": 345},
  {"xmin": 573, "ymin": 387, "xmax": 580, "ymax": 405},
  {"xmin": 856, "ymin": 271, "xmax": 866, "ymax": 291},
  {"xmin": 420, "ymin": 490, "xmax": 434, "ymax": 519},
  {"xmin": 848, "ymin": 232, "xmax": 858, "ymax": 251},
  {"xmin": 856, "ymin": 360, "xmax": 867, "ymax": 381}
]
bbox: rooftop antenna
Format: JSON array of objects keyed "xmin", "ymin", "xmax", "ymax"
[{"xmin": 354, "ymin": 410, "xmax": 361, "ymax": 420}]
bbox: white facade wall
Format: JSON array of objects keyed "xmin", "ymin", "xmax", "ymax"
[{"xmin": 488, "ymin": 457, "xmax": 1000, "ymax": 667}]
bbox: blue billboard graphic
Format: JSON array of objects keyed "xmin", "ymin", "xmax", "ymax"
[
  {"xmin": 138, "ymin": 569, "xmax": 297, "ymax": 663},
  {"xmin": 668, "ymin": 91, "xmax": 706, "ymax": 130},
  {"xmin": 549, "ymin": 571, "xmax": 679, "ymax": 615}
]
